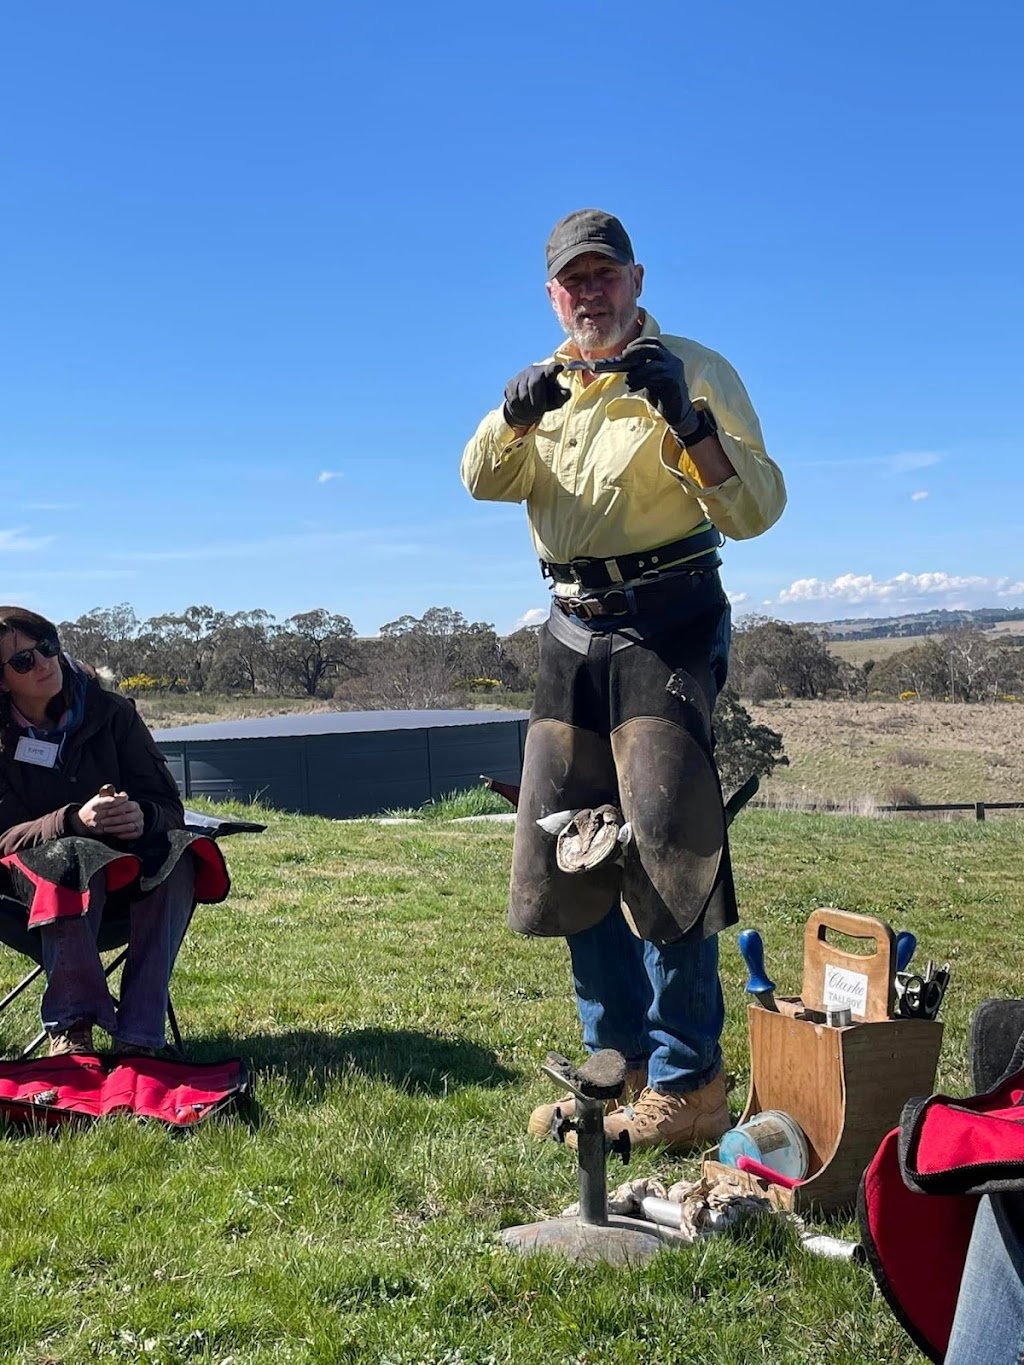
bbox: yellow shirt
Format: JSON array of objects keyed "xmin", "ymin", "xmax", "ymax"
[{"xmin": 461, "ymin": 311, "xmax": 786, "ymax": 568}]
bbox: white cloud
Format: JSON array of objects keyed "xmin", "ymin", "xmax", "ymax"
[
  {"xmin": 317, "ymin": 470, "xmax": 343, "ymax": 484},
  {"xmin": 727, "ymin": 590, "xmax": 749, "ymax": 605},
  {"xmin": 0, "ymin": 527, "xmax": 54, "ymax": 553},
  {"xmin": 886, "ymin": 451, "xmax": 942, "ymax": 475},
  {"xmin": 910, "ymin": 490, "xmax": 929, "ymax": 501},
  {"xmin": 777, "ymin": 571, "xmax": 1024, "ymax": 607},
  {"xmin": 22, "ymin": 502, "xmax": 78, "ymax": 512},
  {"xmin": 514, "ymin": 607, "xmax": 548, "ymax": 629},
  {"xmin": 794, "ymin": 450, "xmax": 944, "ymax": 475}
]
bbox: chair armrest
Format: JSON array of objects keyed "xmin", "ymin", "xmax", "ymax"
[{"xmin": 183, "ymin": 809, "xmax": 267, "ymax": 838}]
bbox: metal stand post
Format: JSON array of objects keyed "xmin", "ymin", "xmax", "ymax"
[{"xmin": 501, "ymin": 1049, "xmax": 672, "ymax": 1266}]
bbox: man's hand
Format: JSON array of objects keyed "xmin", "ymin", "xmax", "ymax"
[
  {"xmin": 503, "ymin": 362, "xmax": 570, "ymax": 431},
  {"xmin": 71, "ymin": 789, "xmax": 145, "ymax": 842},
  {"xmin": 619, "ymin": 338, "xmax": 701, "ymax": 443}
]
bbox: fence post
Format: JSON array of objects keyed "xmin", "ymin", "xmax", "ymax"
[{"xmin": 975, "ymin": 802, "xmax": 986, "ymax": 822}]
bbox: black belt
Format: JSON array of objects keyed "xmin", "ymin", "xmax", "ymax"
[
  {"xmin": 541, "ymin": 525, "xmax": 723, "ymax": 590},
  {"xmin": 552, "ymin": 567, "xmax": 721, "ymax": 622}
]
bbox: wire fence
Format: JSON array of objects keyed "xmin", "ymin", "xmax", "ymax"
[
  {"xmin": 880, "ymin": 801, "xmax": 1024, "ymax": 821},
  {"xmin": 748, "ymin": 799, "xmax": 1024, "ymax": 821}
]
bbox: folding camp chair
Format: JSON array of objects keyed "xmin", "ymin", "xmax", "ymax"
[{"xmin": 0, "ymin": 810, "xmax": 264, "ymax": 1060}]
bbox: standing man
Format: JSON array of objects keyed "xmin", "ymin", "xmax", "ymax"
[{"xmin": 461, "ymin": 210, "xmax": 786, "ymax": 1150}]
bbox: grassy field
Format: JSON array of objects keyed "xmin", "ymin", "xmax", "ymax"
[
  {"xmin": 135, "ymin": 694, "xmax": 534, "ymax": 732},
  {"xmin": 825, "ymin": 637, "xmax": 925, "ymax": 665},
  {"xmin": 135, "ymin": 693, "xmax": 330, "ymax": 730},
  {"xmin": 2, "ymin": 805, "xmax": 1021, "ymax": 1363},
  {"xmin": 826, "ymin": 622, "xmax": 1024, "ymax": 663},
  {"xmin": 750, "ymin": 699, "xmax": 1024, "ymax": 809}
]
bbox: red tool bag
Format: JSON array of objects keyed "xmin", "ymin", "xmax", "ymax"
[
  {"xmin": 0, "ymin": 1054, "xmax": 248, "ymax": 1129},
  {"xmin": 858, "ymin": 1066, "xmax": 1024, "ymax": 1363}
]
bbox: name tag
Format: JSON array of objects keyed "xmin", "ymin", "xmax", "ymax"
[{"xmin": 14, "ymin": 737, "xmax": 60, "ymax": 769}]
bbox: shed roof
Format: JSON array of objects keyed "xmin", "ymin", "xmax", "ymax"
[{"xmin": 152, "ymin": 708, "xmax": 529, "ymax": 743}]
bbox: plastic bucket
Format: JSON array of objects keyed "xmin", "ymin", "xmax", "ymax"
[{"xmin": 718, "ymin": 1109, "xmax": 810, "ymax": 1180}]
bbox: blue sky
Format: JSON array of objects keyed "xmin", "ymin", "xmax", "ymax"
[{"xmin": 2, "ymin": 1, "xmax": 1022, "ymax": 636}]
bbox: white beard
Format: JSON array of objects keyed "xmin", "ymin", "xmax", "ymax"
[{"xmin": 562, "ymin": 301, "xmax": 639, "ymax": 353}]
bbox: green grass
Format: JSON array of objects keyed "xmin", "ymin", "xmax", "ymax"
[
  {"xmin": 385, "ymin": 786, "xmax": 515, "ymax": 821},
  {"xmin": 3, "ymin": 806, "xmax": 1020, "ymax": 1363}
]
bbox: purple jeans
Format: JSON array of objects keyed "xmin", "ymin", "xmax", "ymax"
[{"xmin": 39, "ymin": 857, "xmax": 195, "ymax": 1049}]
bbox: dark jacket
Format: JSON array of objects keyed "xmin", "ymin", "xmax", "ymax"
[{"xmin": 0, "ymin": 680, "xmax": 184, "ymax": 856}]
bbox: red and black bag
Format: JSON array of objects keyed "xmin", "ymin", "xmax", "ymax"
[{"xmin": 858, "ymin": 999, "xmax": 1024, "ymax": 1363}]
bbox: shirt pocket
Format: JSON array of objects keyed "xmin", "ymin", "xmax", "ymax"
[
  {"xmin": 597, "ymin": 396, "xmax": 662, "ymax": 492},
  {"xmin": 532, "ymin": 413, "xmax": 564, "ymax": 473}
]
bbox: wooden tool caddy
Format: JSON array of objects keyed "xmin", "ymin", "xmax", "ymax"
[{"xmin": 703, "ymin": 908, "xmax": 943, "ymax": 1214}]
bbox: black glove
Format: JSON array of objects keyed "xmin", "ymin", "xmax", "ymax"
[
  {"xmin": 619, "ymin": 337, "xmax": 701, "ymax": 443},
  {"xmin": 503, "ymin": 362, "xmax": 570, "ymax": 430}
]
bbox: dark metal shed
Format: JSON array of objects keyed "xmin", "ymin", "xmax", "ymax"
[{"xmin": 152, "ymin": 709, "xmax": 529, "ymax": 819}]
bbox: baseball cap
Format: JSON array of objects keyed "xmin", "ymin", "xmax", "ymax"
[{"xmin": 545, "ymin": 209, "xmax": 635, "ymax": 280}]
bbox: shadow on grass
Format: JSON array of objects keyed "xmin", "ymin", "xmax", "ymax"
[{"xmin": 188, "ymin": 1027, "xmax": 516, "ymax": 1098}]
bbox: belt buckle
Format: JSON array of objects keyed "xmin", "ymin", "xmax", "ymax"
[
  {"xmin": 573, "ymin": 590, "xmax": 627, "ymax": 622},
  {"xmin": 553, "ymin": 595, "xmax": 589, "ymax": 618}
]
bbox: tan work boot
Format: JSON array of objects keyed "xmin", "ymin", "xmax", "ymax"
[
  {"xmin": 47, "ymin": 1022, "xmax": 95, "ymax": 1057},
  {"xmin": 601, "ymin": 1074, "xmax": 731, "ymax": 1152},
  {"xmin": 528, "ymin": 1065, "xmax": 648, "ymax": 1140}
]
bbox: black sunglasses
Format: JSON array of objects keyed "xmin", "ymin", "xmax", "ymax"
[{"xmin": 2, "ymin": 636, "xmax": 61, "ymax": 675}]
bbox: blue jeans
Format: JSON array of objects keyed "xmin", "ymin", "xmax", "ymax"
[
  {"xmin": 40, "ymin": 858, "xmax": 195, "ymax": 1050},
  {"xmin": 565, "ymin": 598, "xmax": 731, "ymax": 1094},
  {"xmin": 568, "ymin": 910, "xmax": 724, "ymax": 1091},
  {"xmin": 945, "ymin": 1195, "xmax": 1024, "ymax": 1365}
]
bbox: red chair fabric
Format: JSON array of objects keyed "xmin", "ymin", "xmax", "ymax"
[{"xmin": 0, "ymin": 1054, "xmax": 248, "ymax": 1128}]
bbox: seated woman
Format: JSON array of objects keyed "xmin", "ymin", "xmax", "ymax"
[{"xmin": 0, "ymin": 606, "xmax": 227, "ymax": 1057}]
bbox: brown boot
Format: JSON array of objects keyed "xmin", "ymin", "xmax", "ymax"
[
  {"xmin": 527, "ymin": 1065, "xmax": 648, "ymax": 1140},
  {"xmin": 110, "ymin": 1040, "xmax": 166, "ymax": 1059},
  {"xmin": 47, "ymin": 1022, "xmax": 95, "ymax": 1057},
  {"xmin": 601, "ymin": 1075, "xmax": 731, "ymax": 1152}
]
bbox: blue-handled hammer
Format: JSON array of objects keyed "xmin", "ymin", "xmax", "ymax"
[{"xmin": 738, "ymin": 929, "xmax": 779, "ymax": 1011}]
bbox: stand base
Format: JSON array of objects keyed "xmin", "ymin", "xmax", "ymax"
[{"xmin": 500, "ymin": 1215, "xmax": 676, "ymax": 1266}]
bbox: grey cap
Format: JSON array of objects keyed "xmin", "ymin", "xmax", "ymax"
[{"xmin": 545, "ymin": 209, "xmax": 634, "ymax": 280}]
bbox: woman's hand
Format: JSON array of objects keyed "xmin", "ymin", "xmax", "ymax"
[{"xmin": 71, "ymin": 789, "xmax": 145, "ymax": 842}]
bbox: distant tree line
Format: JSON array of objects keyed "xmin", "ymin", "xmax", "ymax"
[
  {"xmin": 730, "ymin": 616, "xmax": 1024, "ymax": 703},
  {"xmin": 824, "ymin": 605, "xmax": 1024, "ymax": 641},
  {"xmin": 58, "ymin": 603, "xmax": 542, "ymax": 707},
  {"xmin": 59, "ymin": 603, "xmax": 1024, "ymax": 708}
]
